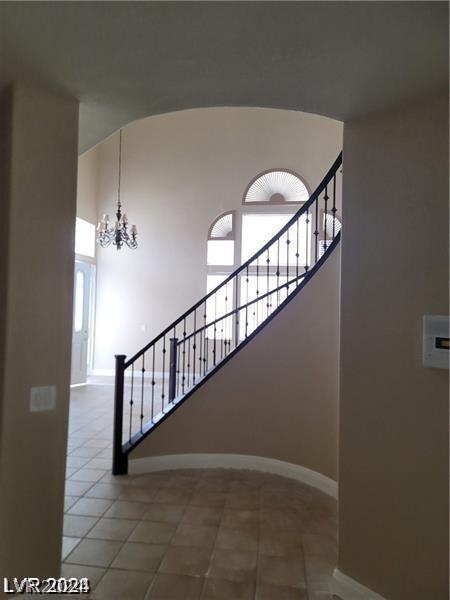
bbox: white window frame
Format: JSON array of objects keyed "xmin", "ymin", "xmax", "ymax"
[
  {"xmin": 75, "ymin": 217, "xmax": 96, "ymax": 262},
  {"xmin": 206, "ymin": 169, "xmax": 319, "ymax": 342}
]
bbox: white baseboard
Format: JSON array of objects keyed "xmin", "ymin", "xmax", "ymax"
[
  {"xmin": 91, "ymin": 368, "xmax": 164, "ymax": 379},
  {"xmin": 90, "ymin": 368, "xmax": 115, "ymax": 377},
  {"xmin": 331, "ymin": 569, "xmax": 387, "ymax": 600},
  {"xmin": 129, "ymin": 453, "xmax": 337, "ymax": 498}
]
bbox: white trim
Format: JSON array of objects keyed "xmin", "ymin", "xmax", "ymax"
[
  {"xmin": 75, "ymin": 252, "xmax": 96, "ymax": 265},
  {"xmin": 87, "ymin": 263, "xmax": 97, "ymax": 372},
  {"xmin": 128, "ymin": 453, "xmax": 337, "ymax": 498},
  {"xmin": 91, "ymin": 368, "xmax": 163, "ymax": 378},
  {"xmin": 331, "ymin": 569, "xmax": 388, "ymax": 600}
]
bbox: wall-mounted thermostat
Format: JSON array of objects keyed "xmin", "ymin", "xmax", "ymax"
[{"xmin": 422, "ymin": 315, "xmax": 449, "ymax": 369}]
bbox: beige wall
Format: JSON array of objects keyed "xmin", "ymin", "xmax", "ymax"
[
  {"xmin": 339, "ymin": 94, "xmax": 449, "ymax": 599},
  {"xmin": 133, "ymin": 246, "xmax": 341, "ymax": 482},
  {"xmin": 77, "ymin": 145, "xmax": 99, "ymax": 224},
  {"xmin": 0, "ymin": 86, "xmax": 78, "ymax": 577},
  {"xmin": 93, "ymin": 107, "xmax": 342, "ymax": 371}
]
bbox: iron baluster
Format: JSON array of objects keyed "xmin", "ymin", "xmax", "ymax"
[
  {"xmin": 305, "ymin": 208, "xmax": 310, "ymax": 272},
  {"xmin": 256, "ymin": 255, "xmax": 259, "ymax": 328},
  {"xmin": 213, "ymin": 294, "xmax": 217, "ymax": 366},
  {"xmin": 332, "ymin": 174, "xmax": 337, "ymax": 240},
  {"xmin": 266, "ymin": 248, "xmax": 270, "ymax": 319},
  {"xmin": 129, "ymin": 364, "xmax": 134, "ymax": 442},
  {"xmin": 169, "ymin": 337, "xmax": 178, "ymax": 402},
  {"xmin": 203, "ymin": 302, "xmax": 207, "ymax": 374},
  {"xmin": 176, "ymin": 342, "xmax": 181, "ymax": 397},
  {"xmin": 140, "ymin": 355, "xmax": 145, "ymax": 433},
  {"xmin": 182, "ymin": 321, "xmax": 186, "ymax": 393},
  {"xmin": 181, "ymin": 334, "xmax": 186, "ymax": 394},
  {"xmin": 286, "ymin": 228, "xmax": 290, "ymax": 294},
  {"xmin": 314, "ymin": 195, "xmax": 319, "ymax": 263},
  {"xmin": 151, "ymin": 345, "xmax": 155, "ymax": 422},
  {"xmin": 224, "ymin": 283, "xmax": 228, "ymax": 355},
  {"xmin": 198, "ymin": 309, "xmax": 203, "ymax": 376},
  {"xmin": 161, "ymin": 335, "xmax": 166, "ymax": 411},
  {"xmin": 173, "ymin": 326, "xmax": 178, "ymax": 399},
  {"xmin": 276, "ymin": 239, "xmax": 280, "ymax": 307},
  {"xmin": 323, "ymin": 184, "xmax": 329, "ymax": 253},
  {"xmin": 187, "ymin": 338, "xmax": 191, "ymax": 388},
  {"xmin": 234, "ymin": 274, "xmax": 239, "ymax": 347},
  {"xmin": 193, "ymin": 311, "xmax": 197, "ymax": 385},
  {"xmin": 245, "ymin": 265, "xmax": 249, "ymax": 338}
]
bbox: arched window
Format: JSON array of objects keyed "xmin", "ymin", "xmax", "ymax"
[
  {"xmin": 243, "ymin": 169, "xmax": 309, "ymax": 204},
  {"xmin": 206, "ymin": 169, "xmax": 312, "ymax": 338},
  {"xmin": 206, "ymin": 212, "xmax": 235, "ymax": 340},
  {"xmin": 240, "ymin": 169, "xmax": 310, "ymax": 266},
  {"xmin": 207, "ymin": 211, "xmax": 235, "ymax": 266}
]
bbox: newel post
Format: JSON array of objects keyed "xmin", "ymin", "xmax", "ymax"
[{"xmin": 112, "ymin": 354, "xmax": 128, "ymax": 475}]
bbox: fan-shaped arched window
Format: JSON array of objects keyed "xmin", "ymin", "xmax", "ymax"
[
  {"xmin": 243, "ymin": 169, "xmax": 309, "ymax": 205},
  {"xmin": 206, "ymin": 168, "xmax": 313, "ymax": 339}
]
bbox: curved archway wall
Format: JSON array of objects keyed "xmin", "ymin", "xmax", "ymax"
[
  {"xmin": 131, "ymin": 244, "xmax": 341, "ymax": 486},
  {"xmin": 89, "ymin": 107, "xmax": 343, "ymax": 372}
]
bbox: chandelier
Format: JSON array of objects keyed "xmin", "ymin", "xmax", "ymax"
[{"xmin": 97, "ymin": 129, "xmax": 138, "ymax": 250}]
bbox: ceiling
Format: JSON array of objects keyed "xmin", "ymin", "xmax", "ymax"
[{"xmin": 0, "ymin": 1, "xmax": 447, "ymax": 153}]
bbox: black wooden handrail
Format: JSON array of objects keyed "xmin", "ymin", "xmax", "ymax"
[
  {"xmin": 113, "ymin": 152, "xmax": 343, "ymax": 474},
  {"xmin": 124, "ymin": 151, "xmax": 342, "ymax": 369}
]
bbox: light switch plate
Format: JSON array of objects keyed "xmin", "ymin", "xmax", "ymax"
[{"xmin": 30, "ymin": 385, "xmax": 56, "ymax": 412}]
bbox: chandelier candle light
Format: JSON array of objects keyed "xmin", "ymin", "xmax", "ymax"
[{"xmin": 97, "ymin": 129, "xmax": 138, "ymax": 250}]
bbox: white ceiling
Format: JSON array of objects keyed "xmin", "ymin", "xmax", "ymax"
[{"xmin": 0, "ymin": 2, "xmax": 447, "ymax": 153}]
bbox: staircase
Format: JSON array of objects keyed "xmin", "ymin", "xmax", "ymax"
[{"xmin": 112, "ymin": 153, "xmax": 343, "ymax": 475}]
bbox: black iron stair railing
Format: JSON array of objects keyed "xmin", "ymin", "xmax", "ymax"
[{"xmin": 112, "ymin": 152, "xmax": 343, "ymax": 475}]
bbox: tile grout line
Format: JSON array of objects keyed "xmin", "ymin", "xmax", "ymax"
[
  {"xmin": 197, "ymin": 482, "xmax": 228, "ymax": 600},
  {"xmin": 142, "ymin": 482, "xmax": 195, "ymax": 600},
  {"xmin": 254, "ymin": 487, "xmax": 263, "ymax": 600}
]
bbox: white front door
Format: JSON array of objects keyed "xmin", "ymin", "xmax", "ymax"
[{"xmin": 71, "ymin": 261, "xmax": 92, "ymax": 385}]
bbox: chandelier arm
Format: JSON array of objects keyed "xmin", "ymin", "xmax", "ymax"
[{"xmin": 98, "ymin": 235, "xmax": 112, "ymax": 248}]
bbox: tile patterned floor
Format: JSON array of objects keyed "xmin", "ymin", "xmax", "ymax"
[{"xmin": 62, "ymin": 383, "xmax": 338, "ymax": 599}]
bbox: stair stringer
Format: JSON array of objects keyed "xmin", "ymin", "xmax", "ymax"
[{"xmin": 129, "ymin": 243, "xmax": 340, "ymax": 484}]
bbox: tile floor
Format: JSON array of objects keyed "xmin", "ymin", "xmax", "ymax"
[{"xmin": 61, "ymin": 383, "xmax": 338, "ymax": 599}]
